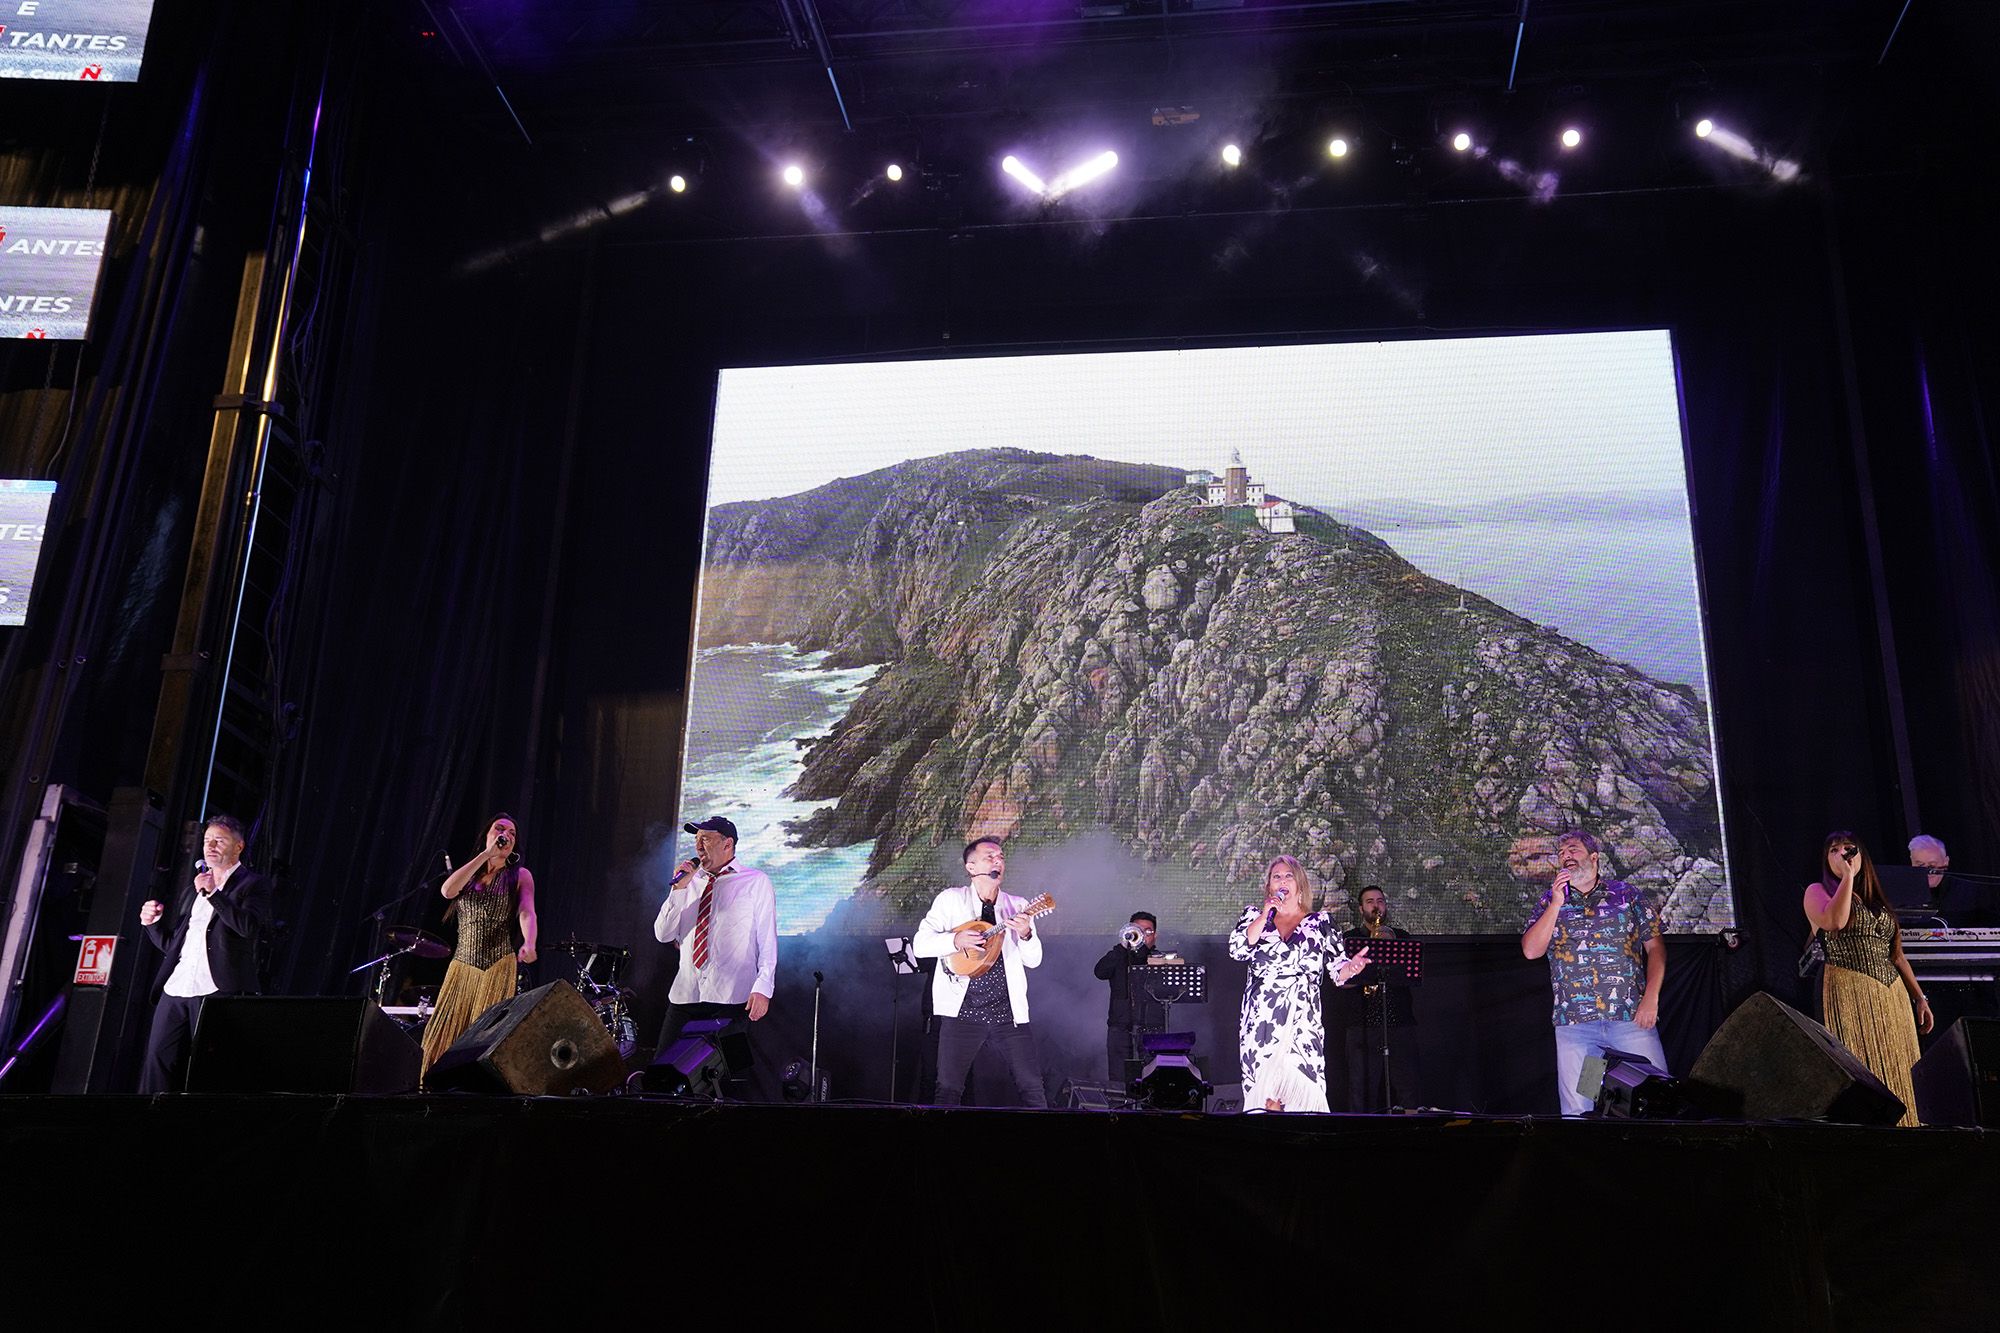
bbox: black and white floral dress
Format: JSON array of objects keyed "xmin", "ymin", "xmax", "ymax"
[{"xmin": 1228, "ymin": 906, "xmax": 1352, "ymax": 1112}]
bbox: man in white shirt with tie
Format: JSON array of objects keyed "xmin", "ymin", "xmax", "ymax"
[{"xmin": 652, "ymin": 816, "xmax": 778, "ymax": 1066}]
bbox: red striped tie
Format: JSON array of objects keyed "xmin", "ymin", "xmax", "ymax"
[{"xmin": 690, "ymin": 880, "xmax": 714, "ymax": 970}]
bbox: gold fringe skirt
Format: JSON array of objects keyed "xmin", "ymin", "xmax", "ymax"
[
  {"xmin": 420, "ymin": 956, "xmax": 518, "ymax": 1085},
  {"xmin": 1822, "ymin": 963, "xmax": 1923, "ymax": 1127}
]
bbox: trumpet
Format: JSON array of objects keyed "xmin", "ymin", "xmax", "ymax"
[{"xmin": 1118, "ymin": 922, "xmax": 1147, "ymax": 950}]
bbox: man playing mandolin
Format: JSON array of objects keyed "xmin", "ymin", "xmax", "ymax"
[{"xmin": 913, "ymin": 837, "xmax": 1052, "ymax": 1108}]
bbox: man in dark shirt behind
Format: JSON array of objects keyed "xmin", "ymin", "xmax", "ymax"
[
  {"xmin": 1094, "ymin": 911, "xmax": 1167, "ymax": 1083},
  {"xmin": 1337, "ymin": 886, "xmax": 1420, "ymax": 1111}
]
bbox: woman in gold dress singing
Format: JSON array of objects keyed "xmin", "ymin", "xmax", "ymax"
[
  {"xmin": 420, "ymin": 813, "xmax": 540, "ymax": 1083},
  {"xmin": 1802, "ymin": 831, "xmax": 1932, "ymax": 1126}
]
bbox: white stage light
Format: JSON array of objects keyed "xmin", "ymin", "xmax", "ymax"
[
  {"xmin": 886, "ymin": 163, "xmax": 904, "ymax": 182},
  {"xmin": 1694, "ymin": 119, "xmax": 1714, "ymax": 139},
  {"xmin": 782, "ymin": 163, "xmax": 805, "ymax": 188},
  {"xmin": 1327, "ymin": 137, "xmax": 1349, "ymax": 158},
  {"xmin": 1561, "ymin": 127, "xmax": 1582, "ymax": 149},
  {"xmin": 1001, "ymin": 154, "xmax": 1049, "ymax": 196},
  {"xmin": 1048, "ymin": 149, "xmax": 1118, "ymax": 198},
  {"xmin": 669, "ymin": 174, "xmax": 687, "ymax": 194},
  {"xmin": 1451, "ymin": 132, "xmax": 1472, "ymax": 152},
  {"xmin": 1221, "ymin": 143, "xmax": 1242, "ymax": 167}
]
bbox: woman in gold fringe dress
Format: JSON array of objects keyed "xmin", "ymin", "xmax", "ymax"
[
  {"xmin": 421, "ymin": 814, "xmax": 540, "ymax": 1084},
  {"xmin": 1802, "ymin": 831, "xmax": 1932, "ymax": 1126}
]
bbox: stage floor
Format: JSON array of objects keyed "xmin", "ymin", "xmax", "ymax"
[{"xmin": 3, "ymin": 1095, "xmax": 1993, "ymax": 1331}]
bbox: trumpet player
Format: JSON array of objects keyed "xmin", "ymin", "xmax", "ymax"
[{"xmin": 1093, "ymin": 911, "xmax": 1166, "ymax": 1082}]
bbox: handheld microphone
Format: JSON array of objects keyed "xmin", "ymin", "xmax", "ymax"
[
  {"xmin": 669, "ymin": 858, "xmax": 698, "ymax": 886},
  {"xmin": 1264, "ymin": 906, "xmax": 1278, "ymax": 932},
  {"xmin": 195, "ymin": 858, "xmax": 209, "ymax": 878},
  {"xmin": 444, "ymin": 851, "xmax": 453, "ymax": 872}
]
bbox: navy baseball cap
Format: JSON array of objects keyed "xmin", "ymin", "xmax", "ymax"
[{"xmin": 684, "ymin": 816, "xmax": 739, "ymax": 841}]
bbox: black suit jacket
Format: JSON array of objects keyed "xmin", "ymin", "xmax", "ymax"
[{"xmin": 144, "ymin": 864, "xmax": 273, "ymax": 998}]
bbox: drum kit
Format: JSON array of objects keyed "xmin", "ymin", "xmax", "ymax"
[
  {"xmin": 556, "ymin": 936, "xmax": 639, "ymax": 1060},
  {"xmin": 351, "ymin": 926, "xmax": 639, "ymax": 1057},
  {"xmin": 350, "ymin": 924, "xmax": 452, "ymax": 1025}
]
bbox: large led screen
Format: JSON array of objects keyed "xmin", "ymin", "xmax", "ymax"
[
  {"xmin": 0, "ymin": 1, "xmax": 155, "ymax": 83},
  {"xmin": 0, "ymin": 207, "xmax": 114, "ymax": 340},
  {"xmin": 680, "ymin": 332, "xmax": 1731, "ymax": 939},
  {"xmin": 0, "ymin": 479, "xmax": 56, "ymax": 626}
]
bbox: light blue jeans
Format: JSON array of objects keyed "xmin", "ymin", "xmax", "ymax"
[{"xmin": 1552, "ymin": 1018, "xmax": 1668, "ymax": 1116}]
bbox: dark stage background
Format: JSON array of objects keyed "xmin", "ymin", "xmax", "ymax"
[{"xmin": 0, "ymin": 2, "xmax": 1996, "ymax": 1107}]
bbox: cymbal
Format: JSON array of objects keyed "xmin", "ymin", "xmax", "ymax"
[
  {"xmin": 554, "ymin": 938, "xmax": 630, "ymax": 959},
  {"xmin": 384, "ymin": 925, "xmax": 449, "ymax": 960}
]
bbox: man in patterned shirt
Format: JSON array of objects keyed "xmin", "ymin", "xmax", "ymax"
[{"xmin": 1520, "ymin": 828, "xmax": 1667, "ymax": 1116}]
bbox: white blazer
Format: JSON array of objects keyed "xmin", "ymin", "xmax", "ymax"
[{"xmin": 912, "ymin": 884, "xmax": 1044, "ymax": 1024}]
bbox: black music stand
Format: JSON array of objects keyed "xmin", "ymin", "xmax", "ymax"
[
  {"xmin": 1352, "ymin": 936, "xmax": 1421, "ymax": 1111},
  {"xmin": 1134, "ymin": 962, "xmax": 1206, "ymax": 1036},
  {"xmin": 883, "ymin": 937, "xmax": 919, "ymax": 1102}
]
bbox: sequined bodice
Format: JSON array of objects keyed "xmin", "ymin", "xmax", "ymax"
[
  {"xmin": 1824, "ymin": 901, "xmax": 1899, "ymax": 987},
  {"xmin": 453, "ymin": 875, "xmax": 518, "ymax": 969}
]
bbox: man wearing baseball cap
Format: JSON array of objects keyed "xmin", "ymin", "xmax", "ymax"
[{"xmin": 652, "ymin": 815, "xmax": 778, "ymax": 1063}]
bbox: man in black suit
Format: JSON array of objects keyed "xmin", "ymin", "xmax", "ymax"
[{"xmin": 136, "ymin": 814, "xmax": 272, "ymax": 1093}]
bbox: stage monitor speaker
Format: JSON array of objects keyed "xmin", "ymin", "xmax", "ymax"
[
  {"xmin": 1688, "ymin": 991, "xmax": 1906, "ymax": 1125},
  {"xmin": 1913, "ymin": 1017, "xmax": 2000, "ymax": 1128},
  {"xmin": 186, "ymin": 997, "xmax": 420, "ymax": 1094},
  {"xmin": 426, "ymin": 980, "xmax": 623, "ymax": 1096}
]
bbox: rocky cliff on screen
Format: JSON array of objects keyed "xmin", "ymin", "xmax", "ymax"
[{"xmin": 696, "ymin": 449, "xmax": 1727, "ymax": 933}]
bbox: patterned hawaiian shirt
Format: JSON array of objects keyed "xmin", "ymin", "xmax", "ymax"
[{"xmin": 1523, "ymin": 879, "xmax": 1661, "ymax": 1026}]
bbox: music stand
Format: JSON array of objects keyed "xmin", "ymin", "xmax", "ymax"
[
  {"xmin": 1351, "ymin": 936, "xmax": 1421, "ymax": 1112},
  {"xmin": 1134, "ymin": 962, "xmax": 1206, "ymax": 1036},
  {"xmin": 884, "ymin": 937, "xmax": 919, "ymax": 1101}
]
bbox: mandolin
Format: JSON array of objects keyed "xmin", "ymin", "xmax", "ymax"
[{"xmin": 945, "ymin": 894, "xmax": 1057, "ymax": 978}]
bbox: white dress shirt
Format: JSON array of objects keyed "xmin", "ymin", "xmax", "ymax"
[
  {"xmin": 913, "ymin": 884, "xmax": 1044, "ymax": 1024},
  {"xmin": 652, "ymin": 861, "xmax": 778, "ymax": 1006},
  {"xmin": 163, "ymin": 861, "xmax": 240, "ymax": 998}
]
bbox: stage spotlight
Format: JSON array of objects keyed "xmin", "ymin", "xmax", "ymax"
[
  {"xmin": 885, "ymin": 163, "xmax": 904, "ymax": 182},
  {"xmin": 1221, "ymin": 143, "xmax": 1242, "ymax": 167},
  {"xmin": 1451, "ymin": 132, "xmax": 1472, "ymax": 152},
  {"xmin": 1001, "ymin": 154, "xmax": 1048, "ymax": 196},
  {"xmin": 1127, "ymin": 1032, "xmax": 1211, "ymax": 1111},
  {"xmin": 1561, "ymin": 127, "xmax": 1582, "ymax": 149},
  {"xmin": 1327, "ymin": 137, "xmax": 1349, "ymax": 158},
  {"xmin": 668, "ymin": 174, "xmax": 687, "ymax": 194},
  {"xmin": 781, "ymin": 1059, "xmax": 832, "ymax": 1103},
  {"xmin": 1589, "ymin": 1048, "xmax": 1693, "ymax": 1120},
  {"xmin": 1048, "ymin": 149, "xmax": 1118, "ymax": 198},
  {"xmin": 1694, "ymin": 118, "xmax": 1714, "ymax": 139},
  {"xmin": 782, "ymin": 163, "xmax": 805, "ymax": 188},
  {"xmin": 1131, "ymin": 1054, "xmax": 1211, "ymax": 1111}
]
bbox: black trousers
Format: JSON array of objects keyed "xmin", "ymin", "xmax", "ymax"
[
  {"xmin": 934, "ymin": 1016, "xmax": 1048, "ymax": 1108},
  {"xmin": 1107, "ymin": 1026, "xmax": 1133, "ymax": 1084},
  {"xmin": 1343, "ymin": 1022, "xmax": 1422, "ymax": 1112},
  {"xmin": 139, "ymin": 994, "xmax": 208, "ymax": 1094}
]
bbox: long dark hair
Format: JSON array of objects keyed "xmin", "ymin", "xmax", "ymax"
[{"xmin": 1819, "ymin": 830, "xmax": 1888, "ymax": 916}]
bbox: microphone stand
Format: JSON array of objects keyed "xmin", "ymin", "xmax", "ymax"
[{"xmin": 809, "ymin": 970, "xmax": 825, "ymax": 1104}]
